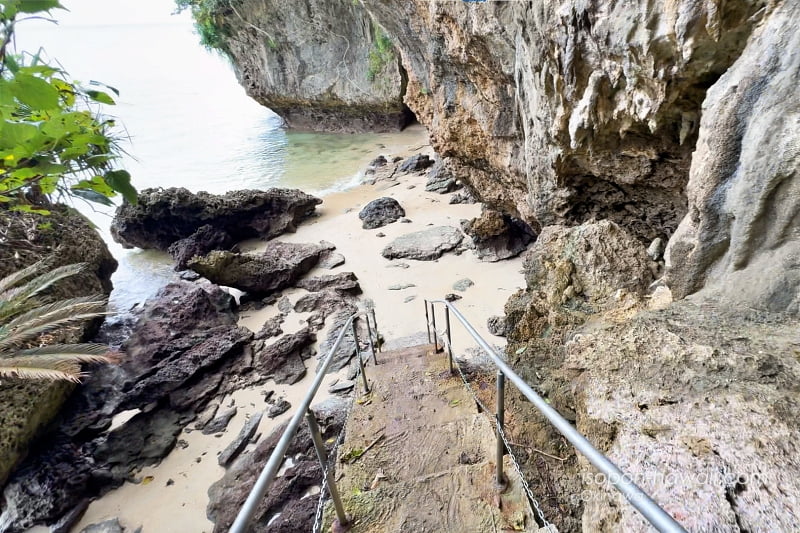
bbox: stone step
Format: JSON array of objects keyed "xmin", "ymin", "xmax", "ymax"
[{"xmin": 325, "ymin": 343, "xmax": 538, "ymax": 532}]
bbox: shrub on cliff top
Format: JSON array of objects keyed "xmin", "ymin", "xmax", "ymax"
[
  {"xmin": 0, "ymin": 260, "xmax": 118, "ymax": 382},
  {"xmin": 0, "ymin": 0, "xmax": 136, "ymax": 213}
]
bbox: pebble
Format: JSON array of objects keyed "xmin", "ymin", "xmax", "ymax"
[
  {"xmin": 389, "ymin": 283, "xmax": 416, "ymax": 290},
  {"xmin": 452, "ymin": 278, "xmax": 474, "ymax": 292}
]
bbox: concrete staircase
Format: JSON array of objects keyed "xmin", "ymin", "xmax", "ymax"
[{"xmin": 326, "ymin": 344, "xmax": 537, "ymax": 532}]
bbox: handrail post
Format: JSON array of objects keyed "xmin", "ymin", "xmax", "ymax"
[
  {"xmin": 306, "ymin": 410, "xmax": 350, "ymax": 531},
  {"xmin": 370, "ymin": 308, "xmax": 381, "ymax": 353},
  {"xmin": 424, "ymin": 300, "xmax": 431, "ymax": 343},
  {"xmin": 495, "ymin": 370, "xmax": 508, "ymax": 492},
  {"xmin": 365, "ymin": 315, "xmax": 378, "ymax": 365},
  {"xmin": 445, "ymin": 306, "xmax": 453, "ymax": 374},
  {"xmin": 431, "ymin": 303, "xmax": 439, "ymax": 352},
  {"xmin": 352, "ymin": 321, "xmax": 369, "ymax": 394}
]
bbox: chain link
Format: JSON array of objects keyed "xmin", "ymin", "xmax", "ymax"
[
  {"xmin": 311, "ymin": 341, "xmax": 373, "ymax": 532},
  {"xmin": 430, "ymin": 322, "xmax": 555, "ymax": 530}
]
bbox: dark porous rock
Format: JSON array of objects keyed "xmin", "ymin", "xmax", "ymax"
[
  {"xmin": 487, "ymin": 316, "xmax": 507, "ymax": 337},
  {"xmin": 444, "ymin": 293, "xmax": 462, "ymax": 302},
  {"xmin": 254, "ymin": 315, "xmax": 285, "ymax": 340},
  {"xmin": 358, "ymin": 197, "xmax": 406, "ymax": 229},
  {"xmin": 365, "ymin": 155, "xmax": 388, "ymax": 173},
  {"xmin": 397, "ymin": 154, "xmax": 434, "ymax": 173},
  {"xmin": 207, "ymin": 398, "xmax": 348, "ymax": 532},
  {"xmin": 318, "ymin": 250, "xmax": 345, "ymax": 269},
  {"xmin": 267, "ymin": 398, "xmax": 292, "ymax": 419},
  {"xmin": 462, "ymin": 209, "xmax": 536, "ymax": 262},
  {"xmin": 187, "ymin": 242, "xmax": 323, "ymax": 296},
  {"xmin": 294, "ymin": 291, "xmax": 359, "ymax": 332},
  {"xmin": 277, "ymin": 296, "xmax": 293, "ymax": 314},
  {"xmin": 111, "ymin": 187, "xmax": 321, "ymax": 251},
  {"xmin": 381, "ymin": 226, "xmax": 463, "ymax": 261},
  {"xmin": 252, "ymin": 328, "xmax": 316, "ymax": 385},
  {"xmin": 296, "ymin": 272, "xmax": 361, "ymax": 294},
  {"xmin": 202, "ymin": 406, "xmax": 238, "ymax": 435},
  {"xmin": 318, "ymin": 310, "xmax": 369, "ymax": 372},
  {"xmin": 179, "ymin": 270, "xmax": 201, "ymax": 281},
  {"xmin": 167, "ymin": 225, "xmax": 235, "ymax": 270},
  {"xmin": 80, "ymin": 518, "xmax": 123, "ymax": 533},
  {"xmin": 425, "ymin": 160, "xmax": 461, "ymax": 194},
  {"xmin": 218, "ymin": 413, "xmax": 263, "ymax": 466}
]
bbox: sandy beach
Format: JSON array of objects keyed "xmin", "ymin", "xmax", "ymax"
[{"xmin": 64, "ymin": 127, "xmax": 527, "ymax": 533}]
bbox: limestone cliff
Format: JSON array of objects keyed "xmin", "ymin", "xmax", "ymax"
[{"xmin": 209, "ymin": 0, "xmax": 411, "ymax": 132}]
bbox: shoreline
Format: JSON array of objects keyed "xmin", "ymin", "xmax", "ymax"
[{"xmin": 62, "ymin": 131, "xmax": 527, "ymax": 533}]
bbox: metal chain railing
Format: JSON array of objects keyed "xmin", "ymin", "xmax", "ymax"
[
  {"xmin": 424, "ymin": 299, "xmax": 688, "ymax": 533},
  {"xmin": 428, "ymin": 318, "xmax": 554, "ymax": 529},
  {"xmin": 311, "ymin": 347, "xmax": 374, "ymax": 533}
]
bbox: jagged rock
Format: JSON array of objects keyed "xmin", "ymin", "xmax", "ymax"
[
  {"xmin": 318, "ymin": 250, "xmax": 345, "ymax": 269},
  {"xmin": 381, "ymin": 226, "xmax": 463, "ymax": 261},
  {"xmin": 202, "ymin": 407, "xmax": 238, "ymax": 435},
  {"xmin": 328, "ymin": 380, "xmax": 355, "ymax": 394},
  {"xmin": 366, "ymin": 155, "xmax": 388, "ymax": 172},
  {"xmin": 294, "ymin": 291, "xmax": 359, "ymax": 332},
  {"xmin": 187, "ymin": 242, "xmax": 323, "ymax": 296},
  {"xmin": 425, "ymin": 160, "xmax": 461, "ymax": 193},
  {"xmin": 167, "ymin": 225, "xmax": 235, "ymax": 270},
  {"xmin": 80, "ymin": 518, "xmax": 123, "ymax": 533},
  {"xmin": 111, "ymin": 188, "xmax": 321, "ymax": 251},
  {"xmin": 487, "ymin": 316, "xmax": 507, "ymax": 337},
  {"xmin": 195, "ymin": 402, "xmax": 221, "ymax": 431},
  {"xmin": 358, "ymin": 197, "xmax": 406, "ymax": 229},
  {"xmin": 179, "ymin": 270, "xmax": 201, "ymax": 281},
  {"xmin": 397, "ymin": 154, "xmax": 434, "ymax": 173},
  {"xmin": 254, "ymin": 315, "xmax": 285, "ymax": 340},
  {"xmin": 252, "ymin": 329, "xmax": 316, "ymax": 385},
  {"xmin": 444, "ymin": 293, "xmax": 462, "ymax": 302},
  {"xmin": 462, "ymin": 210, "xmax": 535, "ymax": 262},
  {"xmin": 207, "ymin": 398, "xmax": 348, "ymax": 532},
  {"xmin": 647, "ymin": 237, "xmax": 665, "ymax": 261},
  {"xmin": 449, "ymin": 190, "xmax": 477, "ymax": 205},
  {"xmin": 296, "ymin": 272, "xmax": 361, "ymax": 294},
  {"xmin": 318, "ymin": 310, "xmax": 368, "ymax": 372},
  {"xmin": 277, "ymin": 296, "xmax": 293, "ymax": 314},
  {"xmin": 267, "ymin": 399, "xmax": 291, "ymax": 419},
  {"xmin": 218, "ymin": 413, "xmax": 263, "ymax": 466},
  {"xmin": 452, "ymin": 278, "xmax": 474, "ymax": 292}
]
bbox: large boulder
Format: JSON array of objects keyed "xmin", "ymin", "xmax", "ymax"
[
  {"xmin": 111, "ymin": 188, "xmax": 321, "ymax": 251},
  {"xmin": 0, "ymin": 206, "xmax": 117, "ymax": 488},
  {"xmin": 381, "ymin": 226, "xmax": 463, "ymax": 261},
  {"xmin": 462, "ymin": 209, "xmax": 536, "ymax": 262},
  {"xmin": 358, "ymin": 197, "xmax": 405, "ymax": 229},
  {"xmin": 665, "ymin": 1, "xmax": 800, "ymax": 315},
  {"xmin": 187, "ymin": 242, "xmax": 323, "ymax": 296}
]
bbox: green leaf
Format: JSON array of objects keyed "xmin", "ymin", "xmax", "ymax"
[
  {"xmin": 72, "ymin": 175, "xmax": 115, "ymax": 196},
  {"xmin": 10, "ymin": 204, "xmax": 50, "ymax": 215},
  {"xmin": 71, "ymin": 188, "xmax": 114, "ymax": 206},
  {"xmin": 17, "ymin": 0, "xmax": 62, "ymax": 13},
  {"xmin": 4, "ymin": 54, "xmax": 20, "ymax": 74},
  {"xmin": 85, "ymin": 90, "xmax": 115, "ymax": 105},
  {"xmin": 11, "ymin": 73, "xmax": 60, "ymax": 110},
  {"xmin": 104, "ymin": 169, "xmax": 136, "ymax": 204}
]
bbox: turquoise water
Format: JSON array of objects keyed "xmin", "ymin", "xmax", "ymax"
[{"xmin": 16, "ymin": 0, "xmax": 416, "ymax": 311}]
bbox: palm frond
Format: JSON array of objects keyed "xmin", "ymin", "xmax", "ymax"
[
  {"xmin": 0, "ymin": 310, "xmax": 109, "ymax": 352},
  {"xmin": 0, "ymin": 260, "xmax": 44, "ymax": 293},
  {"xmin": 0, "ymin": 263, "xmax": 89, "ymax": 317},
  {"xmin": 0, "ymin": 364, "xmax": 84, "ymax": 383},
  {"xmin": 2, "ymin": 295, "xmax": 107, "ymax": 331},
  {"xmin": 12, "ymin": 343, "xmax": 121, "ymax": 364}
]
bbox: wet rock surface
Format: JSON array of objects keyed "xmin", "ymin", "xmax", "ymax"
[
  {"xmin": 381, "ymin": 226, "xmax": 464, "ymax": 261},
  {"xmin": 167, "ymin": 225, "xmax": 235, "ymax": 271},
  {"xmin": 187, "ymin": 242, "xmax": 323, "ymax": 296},
  {"xmin": 462, "ymin": 209, "xmax": 535, "ymax": 262},
  {"xmin": 111, "ymin": 188, "xmax": 321, "ymax": 252},
  {"xmin": 358, "ymin": 197, "xmax": 406, "ymax": 229},
  {"xmin": 207, "ymin": 398, "xmax": 348, "ymax": 532}
]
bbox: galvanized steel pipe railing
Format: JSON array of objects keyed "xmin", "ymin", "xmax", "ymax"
[
  {"xmin": 424, "ymin": 299, "xmax": 687, "ymax": 533},
  {"xmin": 229, "ymin": 311, "xmax": 378, "ymax": 533}
]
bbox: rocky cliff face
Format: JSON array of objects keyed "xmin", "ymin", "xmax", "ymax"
[{"xmin": 212, "ymin": 0, "xmax": 411, "ymax": 132}]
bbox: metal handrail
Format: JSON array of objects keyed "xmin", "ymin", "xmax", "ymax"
[
  {"xmin": 425, "ymin": 299, "xmax": 687, "ymax": 533},
  {"xmin": 229, "ymin": 310, "xmax": 379, "ymax": 533}
]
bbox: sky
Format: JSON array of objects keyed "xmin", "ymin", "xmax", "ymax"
[{"xmin": 41, "ymin": 0, "xmax": 186, "ymax": 27}]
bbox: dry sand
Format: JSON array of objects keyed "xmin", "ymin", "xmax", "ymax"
[{"xmin": 61, "ymin": 130, "xmax": 527, "ymax": 533}]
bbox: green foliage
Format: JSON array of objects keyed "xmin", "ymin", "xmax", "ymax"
[
  {"xmin": 0, "ymin": 0, "xmax": 137, "ymax": 210},
  {"xmin": 0, "ymin": 260, "xmax": 118, "ymax": 382},
  {"xmin": 367, "ymin": 26, "xmax": 394, "ymax": 82},
  {"xmin": 174, "ymin": 0, "xmax": 232, "ymax": 54}
]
